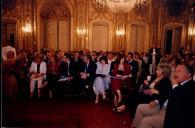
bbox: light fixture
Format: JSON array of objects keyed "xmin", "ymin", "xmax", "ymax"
[
  {"xmin": 92, "ymin": 0, "xmax": 137, "ymax": 13},
  {"xmin": 92, "ymin": 0, "xmax": 109, "ymax": 13},
  {"xmin": 189, "ymin": 25, "xmax": 195, "ymax": 37},
  {"xmin": 134, "ymin": 0, "xmax": 148, "ymax": 17},
  {"xmin": 77, "ymin": 27, "xmax": 88, "ymax": 49},
  {"xmin": 77, "ymin": 27, "xmax": 87, "ymax": 37},
  {"xmin": 107, "ymin": 0, "xmax": 136, "ymax": 13},
  {"xmin": 22, "ymin": 23, "xmax": 32, "ymax": 33},
  {"xmin": 116, "ymin": 29, "xmax": 125, "ymax": 37},
  {"xmin": 22, "ymin": 1, "xmax": 32, "ymax": 33}
]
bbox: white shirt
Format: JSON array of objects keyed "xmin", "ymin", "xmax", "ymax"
[
  {"xmin": 30, "ymin": 61, "xmax": 47, "ymax": 78},
  {"xmin": 96, "ymin": 63, "xmax": 110, "ymax": 76}
]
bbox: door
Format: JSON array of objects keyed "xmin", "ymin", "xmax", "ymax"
[
  {"xmin": 164, "ymin": 30, "xmax": 172, "ymax": 54},
  {"xmin": 92, "ymin": 25, "xmax": 108, "ymax": 51},
  {"xmin": 129, "ymin": 23, "xmax": 148, "ymax": 53},
  {"xmin": 164, "ymin": 26, "xmax": 182, "ymax": 54}
]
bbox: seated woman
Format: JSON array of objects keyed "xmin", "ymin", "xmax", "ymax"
[
  {"xmin": 114, "ymin": 63, "xmax": 172, "ymax": 115},
  {"xmin": 111, "ymin": 55, "xmax": 131, "ymax": 107},
  {"xmin": 93, "ymin": 56, "xmax": 110, "ymax": 104},
  {"xmin": 47, "ymin": 55, "xmax": 60, "ymax": 98},
  {"xmin": 29, "ymin": 54, "xmax": 47, "ymax": 98}
]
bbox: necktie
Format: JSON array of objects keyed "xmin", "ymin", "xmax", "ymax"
[
  {"xmin": 85, "ymin": 64, "xmax": 88, "ymax": 72},
  {"xmin": 66, "ymin": 63, "xmax": 69, "ymax": 75}
]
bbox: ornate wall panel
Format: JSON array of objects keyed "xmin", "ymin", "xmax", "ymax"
[
  {"xmin": 92, "ymin": 23, "xmax": 108, "ymax": 51},
  {"xmin": 59, "ymin": 21, "xmax": 71, "ymax": 51},
  {"xmin": 47, "ymin": 21, "xmax": 57, "ymax": 50},
  {"xmin": 128, "ymin": 22, "xmax": 149, "ymax": 53}
]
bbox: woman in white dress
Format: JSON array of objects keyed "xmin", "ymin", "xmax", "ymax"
[
  {"xmin": 93, "ymin": 56, "xmax": 110, "ymax": 104},
  {"xmin": 29, "ymin": 54, "xmax": 47, "ymax": 98}
]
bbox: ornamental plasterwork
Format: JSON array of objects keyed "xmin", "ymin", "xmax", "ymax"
[
  {"xmin": 127, "ymin": 5, "xmax": 150, "ymax": 24},
  {"xmin": 89, "ymin": 5, "xmax": 113, "ymax": 22},
  {"xmin": 2, "ymin": 2, "xmax": 21, "ymax": 20},
  {"xmin": 47, "ymin": 6, "xmax": 70, "ymax": 20},
  {"xmin": 163, "ymin": 7, "xmax": 188, "ymax": 25}
]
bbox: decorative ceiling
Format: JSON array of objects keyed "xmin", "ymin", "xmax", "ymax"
[{"xmin": 165, "ymin": 0, "xmax": 188, "ymax": 17}]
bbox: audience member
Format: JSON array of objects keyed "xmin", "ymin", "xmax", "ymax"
[{"xmin": 93, "ymin": 56, "xmax": 110, "ymax": 104}]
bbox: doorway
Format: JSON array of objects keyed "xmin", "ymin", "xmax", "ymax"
[
  {"xmin": 164, "ymin": 26, "xmax": 182, "ymax": 54},
  {"xmin": 128, "ymin": 22, "xmax": 149, "ymax": 53},
  {"xmin": 92, "ymin": 22, "xmax": 109, "ymax": 51},
  {"xmin": 10, "ymin": 33, "xmax": 15, "ymax": 47}
]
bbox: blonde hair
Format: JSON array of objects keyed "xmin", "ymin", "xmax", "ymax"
[{"xmin": 157, "ymin": 63, "xmax": 172, "ymax": 78}]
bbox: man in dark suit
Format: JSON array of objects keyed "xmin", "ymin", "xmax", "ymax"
[
  {"xmin": 59, "ymin": 53, "xmax": 77, "ymax": 96},
  {"xmin": 127, "ymin": 52, "xmax": 139, "ymax": 89},
  {"xmin": 60, "ymin": 53, "xmax": 76, "ymax": 79},
  {"xmin": 79, "ymin": 55, "xmax": 97, "ymax": 95},
  {"xmin": 164, "ymin": 64, "xmax": 195, "ymax": 128}
]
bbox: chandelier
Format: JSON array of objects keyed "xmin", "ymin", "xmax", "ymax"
[
  {"xmin": 92, "ymin": 0, "xmax": 137, "ymax": 13},
  {"xmin": 92, "ymin": 0, "xmax": 109, "ymax": 13},
  {"xmin": 134, "ymin": 0, "xmax": 148, "ymax": 17},
  {"xmin": 107, "ymin": 0, "xmax": 137, "ymax": 13},
  {"xmin": 22, "ymin": 1, "xmax": 32, "ymax": 33}
]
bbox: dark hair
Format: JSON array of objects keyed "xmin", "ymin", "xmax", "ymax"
[
  {"xmin": 64, "ymin": 53, "xmax": 71, "ymax": 60},
  {"xmin": 128, "ymin": 52, "xmax": 133, "ymax": 57},
  {"xmin": 183, "ymin": 64, "xmax": 194, "ymax": 77},
  {"xmin": 50, "ymin": 55, "xmax": 58, "ymax": 62},
  {"xmin": 35, "ymin": 54, "xmax": 42, "ymax": 61},
  {"xmin": 99, "ymin": 56, "xmax": 108, "ymax": 64},
  {"xmin": 116, "ymin": 54, "xmax": 126, "ymax": 64},
  {"xmin": 84, "ymin": 54, "xmax": 92, "ymax": 60}
]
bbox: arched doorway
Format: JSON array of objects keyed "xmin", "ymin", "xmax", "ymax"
[
  {"xmin": 92, "ymin": 21, "xmax": 109, "ymax": 51},
  {"xmin": 37, "ymin": 1, "xmax": 71, "ymax": 51},
  {"xmin": 2, "ymin": 18, "xmax": 18, "ymax": 48},
  {"xmin": 89, "ymin": 19, "xmax": 112, "ymax": 51},
  {"xmin": 164, "ymin": 24, "xmax": 184, "ymax": 54}
]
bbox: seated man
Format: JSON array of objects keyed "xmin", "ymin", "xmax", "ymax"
[
  {"xmin": 131, "ymin": 64, "xmax": 195, "ymax": 128},
  {"xmin": 164, "ymin": 64, "xmax": 195, "ymax": 128},
  {"xmin": 29, "ymin": 54, "xmax": 47, "ymax": 98},
  {"xmin": 80, "ymin": 55, "xmax": 97, "ymax": 95},
  {"xmin": 59, "ymin": 53, "xmax": 77, "ymax": 95}
]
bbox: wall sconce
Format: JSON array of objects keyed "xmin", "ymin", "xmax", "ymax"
[
  {"xmin": 116, "ymin": 29, "xmax": 125, "ymax": 37},
  {"xmin": 116, "ymin": 29, "xmax": 125, "ymax": 50},
  {"xmin": 22, "ymin": 23, "xmax": 32, "ymax": 33},
  {"xmin": 189, "ymin": 25, "xmax": 195, "ymax": 37},
  {"xmin": 77, "ymin": 27, "xmax": 88, "ymax": 49},
  {"xmin": 77, "ymin": 27, "xmax": 87, "ymax": 37}
]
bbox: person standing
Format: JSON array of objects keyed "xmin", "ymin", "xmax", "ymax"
[
  {"xmin": 2, "ymin": 40, "xmax": 16, "ymax": 61},
  {"xmin": 148, "ymin": 44, "xmax": 160, "ymax": 75},
  {"xmin": 127, "ymin": 52, "xmax": 139, "ymax": 89}
]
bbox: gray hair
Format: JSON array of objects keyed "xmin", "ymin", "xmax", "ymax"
[{"xmin": 157, "ymin": 63, "xmax": 172, "ymax": 78}]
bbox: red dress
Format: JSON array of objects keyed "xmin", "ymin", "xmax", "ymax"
[{"xmin": 111, "ymin": 63, "xmax": 131, "ymax": 95}]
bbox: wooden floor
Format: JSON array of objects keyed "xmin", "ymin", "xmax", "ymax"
[{"xmin": 2, "ymin": 97, "xmax": 133, "ymax": 128}]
